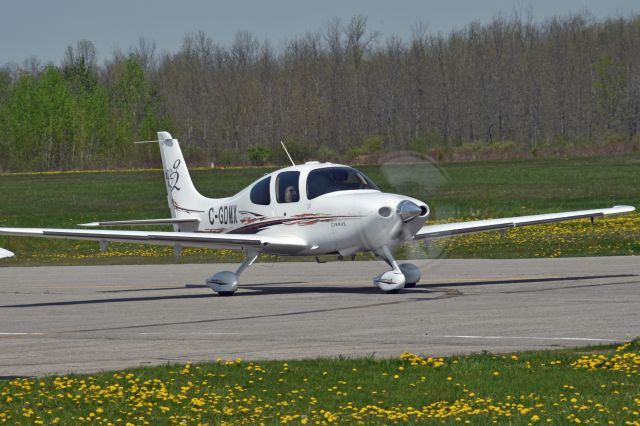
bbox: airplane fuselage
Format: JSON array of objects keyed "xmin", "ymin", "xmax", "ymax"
[{"xmin": 170, "ymin": 162, "xmax": 429, "ymax": 257}]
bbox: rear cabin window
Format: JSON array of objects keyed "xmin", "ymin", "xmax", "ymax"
[
  {"xmin": 250, "ymin": 177, "xmax": 271, "ymax": 205},
  {"xmin": 306, "ymin": 167, "xmax": 379, "ymax": 200},
  {"xmin": 276, "ymin": 171, "xmax": 300, "ymax": 203}
]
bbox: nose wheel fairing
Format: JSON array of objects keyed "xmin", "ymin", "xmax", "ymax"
[{"xmin": 374, "ymin": 269, "xmax": 406, "ymax": 292}]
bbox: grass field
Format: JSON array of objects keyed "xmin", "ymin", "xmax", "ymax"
[
  {"xmin": 1, "ymin": 340, "xmax": 639, "ymax": 424},
  {"xmin": 1, "ymin": 155, "xmax": 639, "ymax": 265}
]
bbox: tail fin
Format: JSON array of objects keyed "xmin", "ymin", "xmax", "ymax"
[{"xmin": 157, "ymin": 131, "xmax": 209, "ymax": 229}]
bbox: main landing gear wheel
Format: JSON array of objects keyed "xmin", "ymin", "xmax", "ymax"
[{"xmin": 206, "ymin": 250, "xmax": 259, "ymax": 296}]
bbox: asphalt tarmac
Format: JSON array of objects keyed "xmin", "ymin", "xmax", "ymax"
[{"xmin": 0, "ymin": 256, "xmax": 638, "ymax": 377}]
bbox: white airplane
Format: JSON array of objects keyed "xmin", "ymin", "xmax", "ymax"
[{"xmin": 0, "ymin": 131, "xmax": 635, "ymax": 295}]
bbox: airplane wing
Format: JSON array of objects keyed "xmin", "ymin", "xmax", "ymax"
[
  {"xmin": 0, "ymin": 227, "xmax": 307, "ymax": 254},
  {"xmin": 414, "ymin": 205, "xmax": 635, "ymax": 240}
]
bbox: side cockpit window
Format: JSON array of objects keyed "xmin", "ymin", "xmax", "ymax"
[
  {"xmin": 307, "ymin": 167, "xmax": 379, "ymax": 199},
  {"xmin": 250, "ymin": 177, "xmax": 271, "ymax": 205},
  {"xmin": 276, "ymin": 171, "xmax": 300, "ymax": 203}
]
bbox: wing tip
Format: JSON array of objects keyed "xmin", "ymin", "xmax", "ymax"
[
  {"xmin": 611, "ymin": 205, "xmax": 636, "ymax": 213},
  {"xmin": 0, "ymin": 248, "xmax": 15, "ymax": 259}
]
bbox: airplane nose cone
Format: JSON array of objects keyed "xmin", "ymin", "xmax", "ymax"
[{"xmin": 397, "ymin": 200, "xmax": 425, "ymax": 223}]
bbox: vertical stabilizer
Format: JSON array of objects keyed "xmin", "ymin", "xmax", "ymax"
[{"xmin": 157, "ymin": 131, "xmax": 209, "ymax": 230}]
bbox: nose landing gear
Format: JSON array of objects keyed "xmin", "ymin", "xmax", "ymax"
[{"xmin": 373, "ymin": 246, "xmax": 421, "ymax": 293}]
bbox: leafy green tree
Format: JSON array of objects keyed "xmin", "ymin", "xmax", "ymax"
[
  {"xmin": 36, "ymin": 66, "xmax": 75, "ymax": 169},
  {"xmin": 248, "ymin": 145, "xmax": 272, "ymax": 164},
  {"xmin": 105, "ymin": 55, "xmax": 170, "ymax": 166},
  {"xmin": 62, "ymin": 40, "xmax": 98, "ymax": 95}
]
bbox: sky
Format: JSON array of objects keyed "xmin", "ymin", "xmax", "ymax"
[{"xmin": 1, "ymin": 0, "xmax": 639, "ymax": 66}]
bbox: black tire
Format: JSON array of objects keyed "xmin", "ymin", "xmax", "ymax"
[
  {"xmin": 218, "ymin": 291, "xmax": 236, "ymax": 297},
  {"xmin": 404, "ymin": 282, "xmax": 416, "ymax": 288}
]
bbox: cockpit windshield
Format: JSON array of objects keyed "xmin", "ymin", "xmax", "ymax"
[{"xmin": 306, "ymin": 167, "xmax": 379, "ymax": 200}]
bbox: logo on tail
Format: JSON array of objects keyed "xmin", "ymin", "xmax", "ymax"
[
  {"xmin": 165, "ymin": 159, "xmax": 182, "ymax": 193},
  {"xmin": 165, "ymin": 158, "xmax": 203, "ymax": 214}
]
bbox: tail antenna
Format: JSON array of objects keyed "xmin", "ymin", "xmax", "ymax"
[{"xmin": 281, "ymin": 141, "xmax": 295, "ymax": 166}]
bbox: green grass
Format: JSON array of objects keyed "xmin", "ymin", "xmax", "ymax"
[
  {"xmin": 1, "ymin": 155, "xmax": 639, "ymax": 265},
  {"xmin": 2, "ymin": 340, "xmax": 639, "ymax": 424}
]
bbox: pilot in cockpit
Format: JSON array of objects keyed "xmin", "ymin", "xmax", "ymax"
[{"xmin": 284, "ymin": 185, "xmax": 298, "ymax": 203}]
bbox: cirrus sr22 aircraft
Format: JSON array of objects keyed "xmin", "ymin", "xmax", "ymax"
[{"xmin": 0, "ymin": 132, "xmax": 635, "ymax": 295}]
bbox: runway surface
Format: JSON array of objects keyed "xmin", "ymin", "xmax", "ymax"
[{"xmin": 0, "ymin": 256, "xmax": 639, "ymax": 377}]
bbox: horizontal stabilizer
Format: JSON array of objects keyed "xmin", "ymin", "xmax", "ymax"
[
  {"xmin": 0, "ymin": 248, "xmax": 15, "ymax": 259},
  {"xmin": 79, "ymin": 218, "xmax": 200, "ymax": 227}
]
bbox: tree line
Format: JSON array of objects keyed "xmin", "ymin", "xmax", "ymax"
[{"xmin": 1, "ymin": 13, "xmax": 639, "ymax": 171}]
